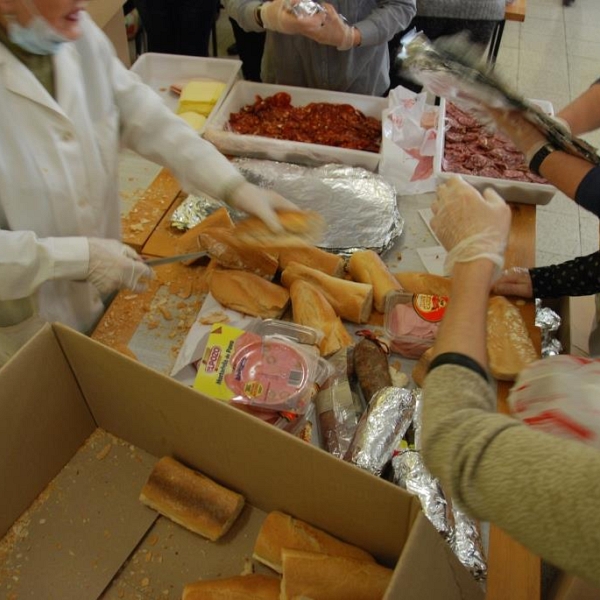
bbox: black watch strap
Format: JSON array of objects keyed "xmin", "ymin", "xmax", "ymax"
[{"xmin": 529, "ymin": 143, "xmax": 556, "ymax": 176}]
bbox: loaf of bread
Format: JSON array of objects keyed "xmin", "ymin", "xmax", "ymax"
[
  {"xmin": 208, "ymin": 268, "xmax": 290, "ymax": 319},
  {"xmin": 290, "ymin": 280, "xmax": 354, "ymax": 357},
  {"xmin": 281, "ymin": 261, "xmax": 373, "ymax": 324},
  {"xmin": 347, "ymin": 249, "xmax": 402, "ymax": 313},
  {"xmin": 176, "ymin": 207, "xmax": 234, "ymax": 259},
  {"xmin": 278, "ymin": 243, "xmax": 345, "ymax": 277},
  {"xmin": 234, "ymin": 210, "xmax": 326, "ymax": 247},
  {"xmin": 139, "ymin": 456, "xmax": 245, "ymax": 541},
  {"xmin": 198, "ymin": 227, "xmax": 279, "ymax": 280},
  {"xmin": 394, "ymin": 271, "xmax": 452, "ymax": 298},
  {"xmin": 182, "ymin": 574, "xmax": 280, "ymax": 600},
  {"xmin": 280, "ymin": 549, "xmax": 393, "ymax": 600},
  {"xmin": 487, "ymin": 295, "xmax": 538, "ymax": 381},
  {"xmin": 253, "ymin": 511, "xmax": 375, "ymax": 574},
  {"xmin": 411, "ymin": 346, "xmax": 434, "ymax": 388}
]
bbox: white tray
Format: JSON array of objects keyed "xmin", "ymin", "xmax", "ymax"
[
  {"xmin": 434, "ymin": 98, "xmax": 556, "ymax": 205},
  {"xmin": 203, "ymin": 81, "xmax": 387, "ymax": 171},
  {"xmin": 130, "ymin": 53, "xmax": 242, "ymax": 132}
]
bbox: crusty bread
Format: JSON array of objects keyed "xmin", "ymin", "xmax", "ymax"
[
  {"xmin": 139, "ymin": 456, "xmax": 245, "ymax": 541},
  {"xmin": 487, "ymin": 295, "xmax": 538, "ymax": 381},
  {"xmin": 281, "ymin": 261, "xmax": 373, "ymax": 324},
  {"xmin": 198, "ymin": 227, "xmax": 279, "ymax": 280},
  {"xmin": 280, "ymin": 549, "xmax": 393, "ymax": 600},
  {"xmin": 176, "ymin": 207, "xmax": 235, "ymax": 260},
  {"xmin": 234, "ymin": 210, "xmax": 326, "ymax": 247},
  {"xmin": 278, "ymin": 243, "xmax": 345, "ymax": 277},
  {"xmin": 412, "ymin": 346, "xmax": 434, "ymax": 388},
  {"xmin": 347, "ymin": 249, "xmax": 402, "ymax": 313},
  {"xmin": 290, "ymin": 280, "xmax": 354, "ymax": 357},
  {"xmin": 182, "ymin": 574, "xmax": 280, "ymax": 600},
  {"xmin": 394, "ymin": 271, "xmax": 452, "ymax": 298},
  {"xmin": 208, "ymin": 268, "xmax": 290, "ymax": 319},
  {"xmin": 253, "ymin": 511, "xmax": 375, "ymax": 574}
]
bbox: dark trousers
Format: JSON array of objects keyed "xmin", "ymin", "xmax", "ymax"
[
  {"xmin": 229, "ymin": 17, "xmax": 265, "ymax": 82},
  {"xmin": 134, "ymin": 0, "xmax": 220, "ymax": 56}
]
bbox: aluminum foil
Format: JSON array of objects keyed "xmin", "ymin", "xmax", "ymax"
[
  {"xmin": 392, "ymin": 449, "xmax": 453, "ymax": 540},
  {"xmin": 535, "ymin": 300, "xmax": 563, "ymax": 357},
  {"xmin": 285, "ymin": 0, "xmax": 324, "ymax": 17},
  {"xmin": 344, "ymin": 387, "xmax": 415, "ymax": 476},
  {"xmin": 170, "ymin": 194, "xmax": 246, "ymax": 230},
  {"xmin": 452, "ymin": 506, "xmax": 488, "ymax": 582},
  {"xmin": 232, "ymin": 158, "xmax": 403, "ymax": 255}
]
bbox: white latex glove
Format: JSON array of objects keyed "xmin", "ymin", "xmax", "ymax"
[
  {"xmin": 86, "ymin": 238, "xmax": 154, "ymax": 296},
  {"xmin": 492, "ymin": 266, "xmax": 533, "ymax": 298},
  {"xmin": 260, "ymin": 0, "xmax": 325, "ymax": 35},
  {"xmin": 227, "ymin": 181, "xmax": 300, "ymax": 232},
  {"xmin": 430, "ymin": 176, "xmax": 511, "ymax": 279},
  {"xmin": 303, "ymin": 3, "xmax": 355, "ymax": 50}
]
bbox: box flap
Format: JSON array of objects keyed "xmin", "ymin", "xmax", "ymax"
[
  {"xmin": 385, "ymin": 512, "xmax": 485, "ymax": 600},
  {"xmin": 0, "ymin": 324, "xmax": 96, "ymax": 538}
]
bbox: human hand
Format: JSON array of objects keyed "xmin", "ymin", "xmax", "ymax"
[
  {"xmin": 491, "ymin": 267, "xmax": 533, "ymax": 298},
  {"xmin": 86, "ymin": 238, "xmax": 154, "ymax": 296},
  {"xmin": 227, "ymin": 181, "xmax": 301, "ymax": 232},
  {"xmin": 430, "ymin": 176, "xmax": 511, "ymax": 278},
  {"xmin": 260, "ymin": 0, "xmax": 325, "ymax": 35},
  {"xmin": 303, "ymin": 3, "xmax": 355, "ymax": 50},
  {"xmin": 487, "ymin": 108, "xmax": 547, "ymax": 161}
]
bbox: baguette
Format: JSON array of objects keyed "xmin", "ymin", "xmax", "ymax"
[
  {"xmin": 411, "ymin": 346, "xmax": 434, "ymax": 388},
  {"xmin": 290, "ymin": 280, "xmax": 354, "ymax": 357},
  {"xmin": 487, "ymin": 295, "xmax": 538, "ymax": 381},
  {"xmin": 347, "ymin": 249, "xmax": 401, "ymax": 313},
  {"xmin": 281, "ymin": 261, "xmax": 373, "ymax": 324},
  {"xmin": 253, "ymin": 511, "xmax": 375, "ymax": 574},
  {"xmin": 208, "ymin": 268, "xmax": 290, "ymax": 319},
  {"xmin": 182, "ymin": 574, "xmax": 280, "ymax": 600},
  {"xmin": 278, "ymin": 243, "xmax": 345, "ymax": 277},
  {"xmin": 198, "ymin": 227, "xmax": 279, "ymax": 280},
  {"xmin": 139, "ymin": 456, "xmax": 245, "ymax": 541},
  {"xmin": 394, "ymin": 271, "xmax": 452, "ymax": 298},
  {"xmin": 234, "ymin": 210, "xmax": 326, "ymax": 247},
  {"xmin": 176, "ymin": 207, "xmax": 235, "ymax": 260},
  {"xmin": 280, "ymin": 549, "xmax": 393, "ymax": 600}
]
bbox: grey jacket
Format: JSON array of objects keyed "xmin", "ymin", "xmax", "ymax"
[
  {"xmin": 224, "ymin": 0, "xmax": 416, "ymax": 96},
  {"xmin": 416, "ymin": 0, "xmax": 505, "ymax": 20}
]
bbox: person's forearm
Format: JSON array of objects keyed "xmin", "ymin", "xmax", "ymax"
[
  {"xmin": 557, "ymin": 82, "xmax": 600, "ymax": 136},
  {"xmin": 432, "ymin": 260, "xmax": 495, "ymax": 369},
  {"xmin": 538, "ymin": 150, "xmax": 595, "ymax": 200}
]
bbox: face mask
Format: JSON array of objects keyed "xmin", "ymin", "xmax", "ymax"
[{"xmin": 6, "ymin": 11, "xmax": 71, "ymax": 55}]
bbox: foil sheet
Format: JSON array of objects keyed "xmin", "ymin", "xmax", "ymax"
[
  {"xmin": 535, "ymin": 300, "xmax": 563, "ymax": 357},
  {"xmin": 452, "ymin": 506, "xmax": 488, "ymax": 582},
  {"xmin": 232, "ymin": 158, "xmax": 403, "ymax": 255},
  {"xmin": 170, "ymin": 194, "xmax": 245, "ymax": 230},
  {"xmin": 392, "ymin": 449, "xmax": 453, "ymax": 540},
  {"xmin": 286, "ymin": 0, "xmax": 324, "ymax": 17},
  {"xmin": 345, "ymin": 387, "xmax": 415, "ymax": 476}
]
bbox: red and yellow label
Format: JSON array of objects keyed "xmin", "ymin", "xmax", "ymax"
[{"xmin": 412, "ymin": 294, "xmax": 448, "ymax": 323}]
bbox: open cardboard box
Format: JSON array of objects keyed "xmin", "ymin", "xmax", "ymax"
[{"xmin": 0, "ymin": 324, "xmax": 483, "ymax": 600}]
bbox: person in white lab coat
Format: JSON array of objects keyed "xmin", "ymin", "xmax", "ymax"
[{"xmin": 0, "ymin": 0, "xmax": 297, "ymax": 366}]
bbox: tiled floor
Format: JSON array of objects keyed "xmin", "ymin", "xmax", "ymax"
[{"xmin": 211, "ymin": 0, "xmax": 600, "ymax": 269}]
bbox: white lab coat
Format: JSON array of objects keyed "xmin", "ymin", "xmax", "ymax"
[{"xmin": 0, "ymin": 13, "xmax": 244, "ymax": 353}]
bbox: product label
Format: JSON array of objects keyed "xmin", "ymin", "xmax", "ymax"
[{"xmin": 412, "ymin": 294, "xmax": 448, "ymax": 323}]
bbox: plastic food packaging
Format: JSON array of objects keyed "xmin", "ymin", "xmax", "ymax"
[{"xmin": 384, "ymin": 291, "xmax": 447, "ymax": 358}]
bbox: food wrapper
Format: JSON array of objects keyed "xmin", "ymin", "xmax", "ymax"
[
  {"xmin": 170, "ymin": 194, "xmax": 245, "ymax": 230},
  {"xmin": 451, "ymin": 506, "xmax": 488, "ymax": 582},
  {"xmin": 285, "ymin": 0, "xmax": 325, "ymax": 17},
  {"xmin": 344, "ymin": 386, "xmax": 416, "ymax": 476},
  {"xmin": 399, "ymin": 30, "xmax": 600, "ymax": 166},
  {"xmin": 535, "ymin": 300, "xmax": 562, "ymax": 358}
]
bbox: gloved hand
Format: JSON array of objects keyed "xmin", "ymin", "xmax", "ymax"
[
  {"xmin": 227, "ymin": 181, "xmax": 301, "ymax": 232},
  {"xmin": 86, "ymin": 238, "xmax": 154, "ymax": 297},
  {"xmin": 260, "ymin": 0, "xmax": 325, "ymax": 35},
  {"xmin": 430, "ymin": 176, "xmax": 511, "ymax": 279},
  {"xmin": 491, "ymin": 266, "xmax": 533, "ymax": 298},
  {"xmin": 303, "ymin": 3, "xmax": 355, "ymax": 50}
]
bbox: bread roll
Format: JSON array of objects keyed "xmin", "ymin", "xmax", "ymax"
[
  {"xmin": 290, "ymin": 280, "xmax": 354, "ymax": 357},
  {"xmin": 412, "ymin": 346, "xmax": 434, "ymax": 388},
  {"xmin": 278, "ymin": 243, "xmax": 345, "ymax": 277},
  {"xmin": 208, "ymin": 269, "xmax": 290, "ymax": 319},
  {"xmin": 394, "ymin": 271, "xmax": 452, "ymax": 298},
  {"xmin": 139, "ymin": 456, "xmax": 245, "ymax": 541},
  {"xmin": 281, "ymin": 262, "xmax": 373, "ymax": 324},
  {"xmin": 253, "ymin": 511, "xmax": 375, "ymax": 573},
  {"xmin": 198, "ymin": 227, "xmax": 279, "ymax": 280},
  {"xmin": 182, "ymin": 574, "xmax": 280, "ymax": 600},
  {"xmin": 347, "ymin": 249, "xmax": 401, "ymax": 313},
  {"xmin": 234, "ymin": 210, "xmax": 326, "ymax": 247},
  {"xmin": 176, "ymin": 207, "xmax": 234, "ymax": 259},
  {"xmin": 487, "ymin": 295, "xmax": 538, "ymax": 381},
  {"xmin": 280, "ymin": 549, "xmax": 392, "ymax": 600}
]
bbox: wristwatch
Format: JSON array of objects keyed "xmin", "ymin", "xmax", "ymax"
[{"xmin": 529, "ymin": 143, "xmax": 556, "ymax": 176}]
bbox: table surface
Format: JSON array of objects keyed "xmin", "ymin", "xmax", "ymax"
[
  {"xmin": 96, "ymin": 160, "xmax": 542, "ymax": 600},
  {"xmin": 505, "ymin": 0, "xmax": 527, "ymax": 22}
]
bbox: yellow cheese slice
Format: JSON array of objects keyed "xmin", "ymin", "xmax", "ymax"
[
  {"xmin": 178, "ymin": 111, "xmax": 207, "ymax": 131},
  {"xmin": 176, "ymin": 80, "xmax": 226, "ymax": 116}
]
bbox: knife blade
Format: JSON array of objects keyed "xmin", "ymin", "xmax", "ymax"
[{"xmin": 144, "ymin": 251, "xmax": 208, "ymax": 267}]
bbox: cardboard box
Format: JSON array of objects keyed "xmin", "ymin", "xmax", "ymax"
[
  {"xmin": 204, "ymin": 80, "xmax": 387, "ymax": 171},
  {"xmin": 549, "ymin": 573, "xmax": 600, "ymax": 600},
  {"xmin": 0, "ymin": 324, "xmax": 484, "ymax": 600}
]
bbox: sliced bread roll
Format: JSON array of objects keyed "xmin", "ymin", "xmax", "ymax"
[
  {"xmin": 182, "ymin": 574, "xmax": 280, "ymax": 600},
  {"xmin": 280, "ymin": 549, "xmax": 393, "ymax": 600},
  {"xmin": 139, "ymin": 456, "xmax": 245, "ymax": 541},
  {"xmin": 253, "ymin": 511, "xmax": 375, "ymax": 574},
  {"xmin": 394, "ymin": 271, "xmax": 452, "ymax": 298},
  {"xmin": 176, "ymin": 207, "xmax": 234, "ymax": 260},
  {"xmin": 278, "ymin": 243, "xmax": 345, "ymax": 277}
]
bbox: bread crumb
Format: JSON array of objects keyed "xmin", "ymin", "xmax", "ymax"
[
  {"xmin": 141, "ymin": 577, "xmax": 150, "ymax": 587},
  {"xmin": 147, "ymin": 534, "xmax": 159, "ymax": 546},
  {"xmin": 95, "ymin": 444, "xmax": 112, "ymax": 460}
]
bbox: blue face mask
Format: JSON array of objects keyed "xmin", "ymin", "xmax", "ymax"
[{"xmin": 7, "ymin": 13, "xmax": 71, "ymax": 55}]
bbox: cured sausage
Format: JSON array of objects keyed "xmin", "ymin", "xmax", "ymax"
[{"xmin": 353, "ymin": 337, "xmax": 392, "ymax": 405}]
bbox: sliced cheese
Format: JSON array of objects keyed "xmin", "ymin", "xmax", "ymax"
[
  {"xmin": 179, "ymin": 111, "xmax": 207, "ymax": 131},
  {"xmin": 177, "ymin": 80, "xmax": 226, "ymax": 116}
]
